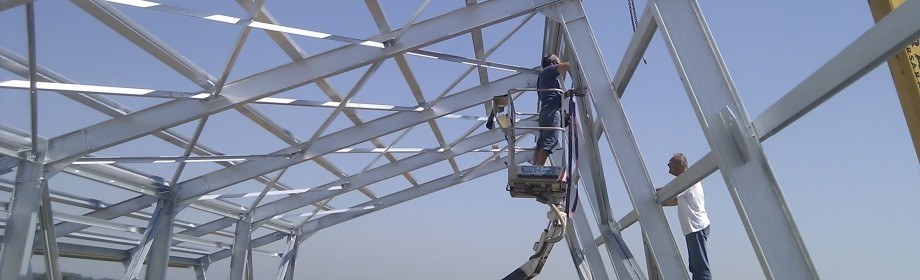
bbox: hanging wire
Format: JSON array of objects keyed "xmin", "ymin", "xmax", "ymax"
[{"xmin": 627, "ymin": 0, "xmax": 648, "ymax": 64}]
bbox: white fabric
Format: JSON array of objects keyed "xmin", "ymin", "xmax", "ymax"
[{"xmin": 677, "ymin": 182, "xmax": 710, "ymax": 235}]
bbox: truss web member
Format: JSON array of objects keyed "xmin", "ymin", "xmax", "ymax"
[
  {"xmin": 533, "ymin": 54, "xmax": 570, "ymax": 166},
  {"xmin": 661, "ymin": 153, "xmax": 712, "ymax": 280}
]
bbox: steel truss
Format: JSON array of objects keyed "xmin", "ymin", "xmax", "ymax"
[{"xmin": 1, "ymin": 0, "xmax": 918, "ymax": 279}]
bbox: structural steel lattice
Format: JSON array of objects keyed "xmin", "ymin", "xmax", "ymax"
[{"xmin": 0, "ymin": 0, "xmax": 918, "ymax": 279}]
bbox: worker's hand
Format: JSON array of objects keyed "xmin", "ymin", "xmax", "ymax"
[{"xmin": 565, "ymin": 89, "xmax": 584, "ymax": 97}]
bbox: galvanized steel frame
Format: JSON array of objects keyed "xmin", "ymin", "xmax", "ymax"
[{"xmin": 1, "ymin": 0, "xmax": 917, "ymax": 279}]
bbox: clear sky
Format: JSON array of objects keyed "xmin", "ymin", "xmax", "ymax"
[{"xmin": 1, "ymin": 0, "xmax": 918, "ymax": 279}]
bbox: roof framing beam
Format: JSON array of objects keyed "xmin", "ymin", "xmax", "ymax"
[
  {"xmin": 364, "ymin": 0, "xmax": 460, "ymax": 173},
  {"xmin": 175, "ymin": 72, "xmax": 535, "ymax": 203},
  {"xmin": 46, "ymin": 71, "xmax": 535, "ymax": 244},
  {"xmin": 237, "ymin": 0, "xmax": 421, "ymax": 188},
  {"xmin": 43, "ymin": 0, "xmax": 558, "ymax": 171},
  {"xmin": 0, "ymin": 0, "xmax": 33, "ymax": 13},
  {"xmin": 0, "ymin": 47, "xmax": 336, "ymax": 213},
  {"xmin": 69, "ymin": 0, "xmax": 357, "ymax": 203},
  {"xmin": 200, "ymin": 151, "xmax": 530, "ymax": 264}
]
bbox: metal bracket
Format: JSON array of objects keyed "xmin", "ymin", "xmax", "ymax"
[{"xmin": 719, "ymin": 106, "xmax": 750, "ymax": 163}]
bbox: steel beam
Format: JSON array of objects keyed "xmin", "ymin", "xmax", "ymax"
[
  {"xmin": 652, "ymin": 0, "xmax": 819, "ymax": 277},
  {"xmin": 0, "ymin": 52, "xmax": 304, "ymax": 237},
  {"xmin": 248, "ymin": 117, "xmax": 536, "ymax": 224},
  {"xmin": 619, "ymin": 0, "xmax": 920, "ymax": 230},
  {"xmin": 565, "ymin": 217, "xmax": 593, "ymax": 280},
  {"xmin": 145, "ymin": 196, "xmax": 178, "ymax": 280},
  {"xmin": 70, "ymin": 0, "xmax": 216, "ymax": 90},
  {"xmin": 176, "ymin": 118, "xmax": 533, "ymax": 243},
  {"xmin": 229, "ymin": 215, "xmax": 252, "ymax": 280},
  {"xmin": 200, "ymin": 152, "xmax": 528, "ymax": 264},
  {"xmin": 364, "ymin": 0, "xmax": 460, "ymax": 173},
  {"xmin": 66, "ymin": 0, "xmax": 363, "ymax": 207},
  {"xmin": 245, "ymin": 0, "xmax": 419, "ymax": 188},
  {"xmin": 175, "ymin": 73, "xmax": 535, "ymax": 203},
  {"xmin": 5, "ymin": 202, "xmax": 277, "ymax": 255},
  {"xmin": 0, "ymin": 154, "xmax": 45, "ymax": 280},
  {"xmin": 547, "ymin": 1, "xmax": 688, "ymax": 278},
  {"xmin": 194, "ymin": 265, "xmax": 208, "ymax": 280},
  {"xmin": 8, "ymin": 238, "xmax": 200, "ymax": 268},
  {"xmin": 612, "ymin": 4, "xmax": 657, "ymax": 95},
  {"xmin": 298, "ymin": 152, "xmax": 530, "ymax": 237},
  {"xmin": 566, "ymin": 55, "xmax": 646, "ymax": 280},
  {"xmin": 275, "ymin": 234, "xmax": 300, "ymax": 280},
  {"xmin": 124, "ymin": 202, "xmax": 166, "ymax": 279},
  {"xmin": 26, "ymin": 2, "xmax": 38, "ymax": 155},
  {"xmin": 753, "ymin": 0, "xmax": 920, "ymax": 141},
  {"xmin": 0, "ymin": 0, "xmax": 32, "ymax": 12},
  {"xmin": 199, "ymin": 232, "xmax": 288, "ymax": 266},
  {"xmin": 37, "ymin": 182, "xmax": 62, "ymax": 280},
  {"xmin": 43, "ymin": 0, "xmax": 558, "ymax": 171},
  {"xmin": 569, "ymin": 200, "xmax": 608, "ymax": 280}
]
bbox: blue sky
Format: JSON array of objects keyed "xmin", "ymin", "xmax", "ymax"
[{"xmin": 1, "ymin": 0, "xmax": 918, "ymax": 279}]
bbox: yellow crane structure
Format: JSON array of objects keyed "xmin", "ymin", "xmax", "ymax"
[{"xmin": 868, "ymin": 0, "xmax": 920, "ymax": 159}]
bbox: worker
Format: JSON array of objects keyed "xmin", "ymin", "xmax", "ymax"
[
  {"xmin": 533, "ymin": 54, "xmax": 569, "ymax": 166},
  {"xmin": 661, "ymin": 153, "xmax": 711, "ymax": 280}
]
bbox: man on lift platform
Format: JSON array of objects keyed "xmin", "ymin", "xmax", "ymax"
[{"xmin": 533, "ymin": 54, "xmax": 570, "ymax": 166}]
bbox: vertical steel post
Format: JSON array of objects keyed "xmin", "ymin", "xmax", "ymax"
[
  {"xmin": 569, "ymin": 79, "xmax": 646, "ymax": 280},
  {"xmin": 276, "ymin": 234, "xmax": 300, "ymax": 280},
  {"xmin": 38, "ymin": 181, "xmax": 62, "ymax": 280},
  {"xmin": 570, "ymin": 201, "xmax": 610, "ymax": 280},
  {"xmin": 0, "ymin": 152, "xmax": 45, "ymax": 280},
  {"xmin": 545, "ymin": 1, "xmax": 688, "ymax": 278},
  {"xmin": 194, "ymin": 264, "xmax": 209, "ymax": 280},
  {"xmin": 229, "ymin": 215, "xmax": 253, "ymax": 280},
  {"xmin": 144, "ymin": 195, "xmax": 177, "ymax": 280},
  {"xmin": 651, "ymin": 0, "xmax": 818, "ymax": 278},
  {"xmin": 124, "ymin": 202, "xmax": 165, "ymax": 279},
  {"xmin": 643, "ymin": 237, "xmax": 660, "ymax": 280},
  {"xmin": 563, "ymin": 220, "xmax": 594, "ymax": 280},
  {"xmin": 26, "ymin": 2, "xmax": 38, "ymax": 155}
]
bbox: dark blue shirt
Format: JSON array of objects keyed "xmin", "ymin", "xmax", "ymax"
[{"xmin": 537, "ymin": 64, "xmax": 562, "ymax": 112}]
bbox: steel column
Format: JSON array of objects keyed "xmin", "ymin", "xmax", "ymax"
[
  {"xmin": 569, "ymin": 72, "xmax": 646, "ymax": 280},
  {"xmin": 229, "ymin": 215, "xmax": 252, "ymax": 280},
  {"xmin": 37, "ymin": 182, "xmax": 62, "ymax": 280},
  {"xmin": 0, "ymin": 154, "xmax": 45, "ymax": 280},
  {"xmin": 276, "ymin": 234, "xmax": 299, "ymax": 280},
  {"xmin": 144, "ymin": 195, "xmax": 178, "ymax": 280},
  {"xmin": 569, "ymin": 200, "xmax": 609, "ymax": 280},
  {"xmin": 546, "ymin": 1, "xmax": 688, "ymax": 278},
  {"xmin": 652, "ymin": 0, "xmax": 818, "ymax": 278},
  {"xmin": 564, "ymin": 221, "xmax": 593, "ymax": 280},
  {"xmin": 194, "ymin": 264, "xmax": 208, "ymax": 280}
]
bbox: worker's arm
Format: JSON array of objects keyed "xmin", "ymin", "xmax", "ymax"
[
  {"xmin": 555, "ymin": 62, "xmax": 570, "ymax": 74},
  {"xmin": 661, "ymin": 197, "xmax": 678, "ymax": 206},
  {"xmin": 657, "ymin": 188, "xmax": 678, "ymax": 206}
]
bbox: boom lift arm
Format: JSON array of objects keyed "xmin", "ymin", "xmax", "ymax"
[{"xmin": 502, "ymin": 204, "xmax": 567, "ymax": 280}]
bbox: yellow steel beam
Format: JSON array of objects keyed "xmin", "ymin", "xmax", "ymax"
[{"xmin": 868, "ymin": 0, "xmax": 920, "ymax": 160}]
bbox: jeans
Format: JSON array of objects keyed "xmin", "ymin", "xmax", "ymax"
[{"xmin": 685, "ymin": 226, "xmax": 711, "ymax": 280}]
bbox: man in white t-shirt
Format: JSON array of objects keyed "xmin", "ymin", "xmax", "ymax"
[{"xmin": 661, "ymin": 153, "xmax": 711, "ymax": 280}]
